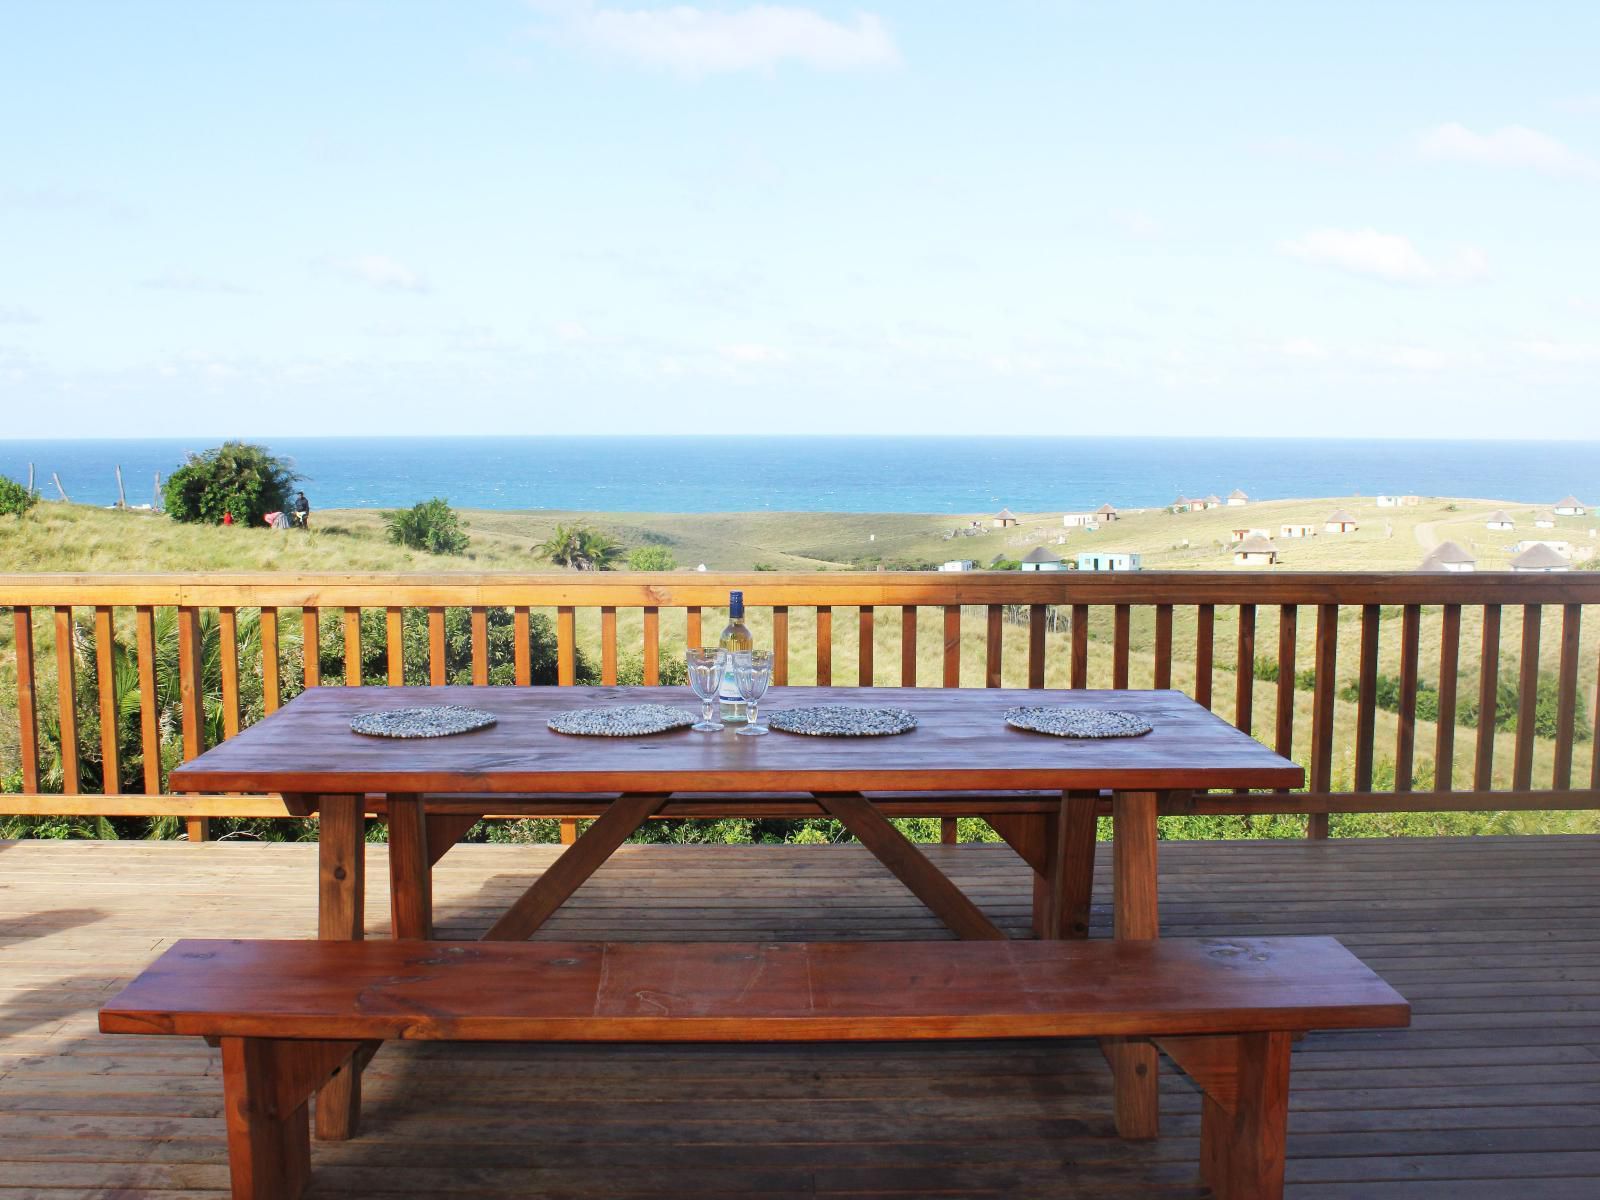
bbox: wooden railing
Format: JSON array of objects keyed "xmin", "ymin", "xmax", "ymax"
[{"xmin": 3, "ymin": 572, "xmax": 1598, "ymax": 842}]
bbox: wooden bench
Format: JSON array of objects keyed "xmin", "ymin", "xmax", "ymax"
[{"xmin": 100, "ymin": 935, "xmax": 1408, "ymax": 1200}]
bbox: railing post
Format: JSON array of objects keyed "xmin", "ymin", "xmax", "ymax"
[
  {"xmin": 12, "ymin": 606, "xmax": 40, "ymax": 794},
  {"xmin": 176, "ymin": 606, "xmax": 210, "ymax": 843}
]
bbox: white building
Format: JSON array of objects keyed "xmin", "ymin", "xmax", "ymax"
[
  {"xmin": 1233, "ymin": 535, "xmax": 1279, "ymax": 567},
  {"xmin": 1534, "ymin": 510, "xmax": 1557, "ymax": 529},
  {"xmin": 1280, "ymin": 523, "xmax": 1316, "ymax": 539},
  {"xmin": 1509, "ymin": 544, "xmax": 1570, "ymax": 572},
  {"xmin": 1019, "ymin": 546, "xmax": 1065, "ymax": 572},
  {"xmin": 1375, "ymin": 495, "xmax": 1396, "ymax": 508},
  {"xmin": 1324, "ymin": 510, "xmax": 1359, "ymax": 534},
  {"xmin": 1095, "ymin": 503, "xmax": 1120, "ymax": 522},
  {"xmin": 1554, "ymin": 495, "xmax": 1587, "ymax": 516},
  {"xmin": 938, "ymin": 560, "xmax": 976, "ymax": 572},
  {"xmin": 1226, "ymin": 489, "xmax": 1248, "ymax": 506},
  {"xmin": 992, "ymin": 508, "xmax": 1019, "ymax": 528},
  {"xmin": 1063, "ymin": 512, "xmax": 1095, "ymax": 528},
  {"xmin": 1418, "ymin": 541, "xmax": 1476, "ymax": 573},
  {"xmin": 1076, "ymin": 550, "xmax": 1142, "ymax": 572},
  {"xmin": 1485, "ymin": 510, "xmax": 1514, "ymax": 531},
  {"xmin": 1511, "ymin": 539, "xmax": 1572, "ymax": 558}
]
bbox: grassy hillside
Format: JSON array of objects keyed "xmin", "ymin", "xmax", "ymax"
[{"xmin": 2, "ymin": 497, "xmax": 1596, "ymax": 840}]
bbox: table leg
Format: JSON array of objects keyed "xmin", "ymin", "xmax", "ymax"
[
  {"xmin": 482, "ymin": 794, "xmax": 668, "ymax": 941},
  {"xmin": 313, "ymin": 794, "xmax": 365, "ymax": 1141},
  {"xmin": 386, "ymin": 794, "xmax": 432, "ymax": 940},
  {"xmin": 1108, "ymin": 789, "xmax": 1161, "ymax": 1138},
  {"xmin": 1029, "ymin": 792, "xmax": 1098, "ymax": 939},
  {"xmin": 818, "ymin": 793, "xmax": 1006, "ymax": 941}
]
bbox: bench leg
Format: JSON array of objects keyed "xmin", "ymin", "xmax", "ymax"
[
  {"xmin": 1103, "ymin": 1036, "xmax": 1161, "ymax": 1139},
  {"xmin": 1198, "ymin": 1032, "xmax": 1291, "ymax": 1200},
  {"xmin": 315, "ymin": 795, "xmax": 366, "ymax": 1140}
]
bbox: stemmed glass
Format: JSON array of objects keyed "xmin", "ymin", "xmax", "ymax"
[
  {"xmin": 685, "ymin": 648, "xmax": 725, "ymax": 732},
  {"xmin": 732, "ymin": 650, "xmax": 774, "ymax": 736}
]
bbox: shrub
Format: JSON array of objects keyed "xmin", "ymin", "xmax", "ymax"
[
  {"xmin": 0, "ymin": 474, "xmax": 35, "ymax": 516},
  {"xmin": 537, "ymin": 523, "xmax": 621, "ymax": 570},
  {"xmin": 163, "ymin": 442, "xmax": 298, "ymax": 525},
  {"xmin": 626, "ymin": 545, "xmax": 677, "ymax": 571},
  {"xmin": 385, "ymin": 498, "xmax": 469, "ymax": 555}
]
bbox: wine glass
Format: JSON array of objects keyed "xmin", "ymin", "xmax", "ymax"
[
  {"xmin": 685, "ymin": 648, "xmax": 725, "ymax": 732},
  {"xmin": 732, "ymin": 650, "xmax": 773, "ymax": 736}
]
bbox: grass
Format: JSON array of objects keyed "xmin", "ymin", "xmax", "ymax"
[{"xmin": 2, "ymin": 497, "xmax": 1596, "ymax": 839}]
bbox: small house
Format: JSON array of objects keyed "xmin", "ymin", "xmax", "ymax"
[
  {"xmin": 938, "ymin": 559, "xmax": 976, "ymax": 572},
  {"xmin": 1063, "ymin": 512, "xmax": 1095, "ymax": 528},
  {"xmin": 993, "ymin": 508, "xmax": 1020, "ymax": 529},
  {"xmin": 1019, "ymin": 546, "xmax": 1065, "ymax": 572},
  {"xmin": 1554, "ymin": 495, "xmax": 1586, "ymax": 517},
  {"xmin": 1534, "ymin": 510, "xmax": 1557, "ymax": 529},
  {"xmin": 1233, "ymin": 535, "xmax": 1279, "ymax": 567},
  {"xmin": 1511, "ymin": 539, "xmax": 1572, "ymax": 558},
  {"xmin": 1280, "ymin": 523, "xmax": 1316, "ymax": 539},
  {"xmin": 1324, "ymin": 510, "xmax": 1359, "ymax": 534},
  {"xmin": 1418, "ymin": 541, "xmax": 1476, "ymax": 573},
  {"xmin": 1096, "ymin": 503, "xmax": 1120, "ymax": 522},
  {"xmin": 1485, "ymin": 510, "xmax": 1514, "ymax": 532},
  {"xmin": 1226, "ymin": 489, "xmax": 1248, "ymax": 506},
  {"xmin": 1509, "ymin": 543, "xmax": 1570, "ymax": 573},
  {"xmin": 1375, "ymin": 495, "xmax": 1396, "ymax": 508},
  {"xmin": 1202, "ymin": 494, "xmax": 1223, "ymax": 509},
  {"xmin": 1398, "ymin": 495, "xmax": 1421, "ymax": 506},
  {"xmin": 1171, "ymin": 496, "xmax": 1192, "ymax": 513},
  {"xmin": 1076, "ymin": 550, "xmax": 1142, "ymax": 572},
  {"xmin": 1229, "ymin": 526, "xmax": 1270, "ymax": 543}
]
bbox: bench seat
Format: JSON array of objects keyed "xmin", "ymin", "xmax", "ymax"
[{"xmin": 100, "ymin": 935, "xmax": 1408, "ymax": 1200}]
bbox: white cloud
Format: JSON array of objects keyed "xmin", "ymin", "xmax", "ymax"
[
  {"xmin": 1419, "ymin": 123, "xmax": 1600, "ymax": 180},
  {"xmin": 1515, "ymin": 339, "xmax": 1600, "ymax": 364},
  {"xmin": 1377, "ymin": 345, "xmax": 1452, "ymax": 372},
  {"xmin": 138, "ymin": 271, "xmax": 252, "ymax": 295},
  {"xmin": 1278, "ymin": 337, "xmax": 1328, "ymax": 360},
  {"xmin": 720, "ymin": 342, "xmax": 787, "ymax": 364},
  {"xmin": 1555, "ymin": 95, "xmax": 1600, "ymax": 115},
  {"xmin": 0, "ymin": 303, "xmax": 41, "ymax": 325},
  {"xmin": 1280, "ymin": 228, "xmax": 1488, "ymax": 284},
  {"xmin": 539, "ymin": 2, "xmax": 900, "ymax": 74},
  {"xmin": 1112, "ymin": 209, "xmax": 1161, "ymax": 239},
  {"xmin": 321, "ymin": 254, "xmax": 431, "ymax": 294}
]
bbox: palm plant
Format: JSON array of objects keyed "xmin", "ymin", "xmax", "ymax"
[{"xmin": 537, "ymin": 523, "xmax": 621, "ymax": 571}]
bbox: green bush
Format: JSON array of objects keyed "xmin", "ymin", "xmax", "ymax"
[
  {"xmin": 0, "ymin": 474, "xmax": 35, "ymax": 516},
  {"xmin": 537, "ymin": 523, "xmax": 621, "ymax": 570},
  {"xmin": 626, "ymin": 545, "xmax": 677, "ymax": 571},
  {"xmin": 385, "ymin": 498, "xmax": 469, "ymax": 555},
  {"xmin": 163, "ymin": 442, "xmax": 298, "ymax": 525},
  {"xmin": 1340, "ymin": 670, "xmax": 1588, "ymax": 742}
]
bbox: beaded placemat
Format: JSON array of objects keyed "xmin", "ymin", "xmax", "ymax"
[
  {"xmin": 1004, "ymin": 706, "xmax": 1152, "ymax": 739},
  {"xmin": 547, "ymin": 704, "xmax": 697, "ymax": 737},
  {"xmin": 350, "ymin": 706, "xmax": 498, "ymax": 739},
  {"xmin": 767, "ymin": 705, "xmax": 918, "ymax": 737}
]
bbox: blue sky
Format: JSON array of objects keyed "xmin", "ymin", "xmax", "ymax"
[{"xmin": 2, "ymin": 1, "xmax": 1598, "ymax": 439}]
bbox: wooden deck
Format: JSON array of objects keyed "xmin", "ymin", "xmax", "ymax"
[{"xmin": 1, "ymin": 834, "xmax": 1596, "ymax": 1198}]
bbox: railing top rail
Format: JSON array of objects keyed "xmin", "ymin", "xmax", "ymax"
[{"xmin": 1, "ymin": 571, "xmax": 1598, "ymax": 607}]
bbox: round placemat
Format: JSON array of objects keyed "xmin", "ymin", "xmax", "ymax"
[
  {"xmin": 547, "ymin": 704, "xmax": 697, "ymax": 737},
  {"xmin": 767, "ymin": 705, "xmax": 918, "ymax": 737},
  {"xmin": 1004, "ymin": 706, "xmax": 1153, "ymax": 739},
  {"xmin": 350, "ymin": 705, "xmax": 498, "ymax": 739}
]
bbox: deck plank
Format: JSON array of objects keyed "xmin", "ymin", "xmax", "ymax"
[{"xmin": 0, "ymin": 835, "xmax": 1595, "ymax": 1197}]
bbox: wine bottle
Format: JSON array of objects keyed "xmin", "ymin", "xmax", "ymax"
[{"xmin": 718, "ymin": 590, "xmax": 753, "ymax": 722}]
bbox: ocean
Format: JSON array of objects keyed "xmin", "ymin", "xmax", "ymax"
[{"xmin": 0, "ymin": 436, "xmax": 1590, "ymax": 514}]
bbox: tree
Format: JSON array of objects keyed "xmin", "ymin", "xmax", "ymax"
[
  {"xmin": 626, "ymin": 545, "xmax": 677, "ymax": 571},
  {"xmin": 537, "ymin": 523, "xmax": 621, "ymax": 571},
  {"xmin": 0, "ymin": 474, "xmax": 35, "ymax": 516},
  {"xmin": 162, "ymin": 442, "xmax": 298, "ymax": 526},
  {"xmin": 385, "ymin": 498, "xmax": 469, "ymax": 555}
]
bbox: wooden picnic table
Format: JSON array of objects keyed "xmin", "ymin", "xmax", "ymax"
[{"xmin": 170, "ymin": 683, "xmax": 1302, "ymax": 1139}]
